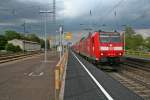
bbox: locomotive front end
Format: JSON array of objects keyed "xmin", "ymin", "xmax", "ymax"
[{"xmin": 99, "ymin": 32, "xmax": 124, "ymax": 63}]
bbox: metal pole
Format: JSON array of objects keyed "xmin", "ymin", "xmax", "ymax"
[
  {"xmin": 22, "ymin": 20, "xmax": 26, "ymax": 33},
  {"xmin": 39, "ymin": 10, "xmax": 53, "ymax": 62},
  {"xmin": 44, "ymin": 13, "xmax": 47, "ymax": 62},
  {"xmin": 59, "ymin": 26, "xmax": 62, "ymax": 60},
  {"xmin": 124, "ymin": 32, "xmax": 125, "ymax": 52},
  {"xmin": 62, "ymin": 31, "xmax": 64, "ymax": 54},
  {"xmin": 55, "ymin": 34, "xmax": 57, "ymax": 54},
  {"xmin": 53, "ymin": 0, "xmax": 56, "ymax": 23},
  {"xmin": 61, "ymin": 26, "xmax": 64, "ymax": 55}
]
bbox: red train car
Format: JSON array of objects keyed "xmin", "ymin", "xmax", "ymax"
[{"xmin": 72, "ymin": 31, "xmax": 124, "ymax": 64}]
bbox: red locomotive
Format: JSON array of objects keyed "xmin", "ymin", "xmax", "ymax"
[{"xmin": 72, "ymin": 30, "xmax": 124, "ymax": 64}]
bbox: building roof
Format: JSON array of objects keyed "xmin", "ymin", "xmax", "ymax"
[{"xmin": 9, "ymin": 39, "xmax": 40, "ymax": 44}]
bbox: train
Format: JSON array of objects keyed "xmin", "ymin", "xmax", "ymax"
[{"xmin": 72, "ymin": 30, "xmax": 125, "ymax": 65}]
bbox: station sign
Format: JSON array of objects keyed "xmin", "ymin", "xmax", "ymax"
[{"xmin": 65, "ymin": 32, "xmax": 72, "ymax": 40}]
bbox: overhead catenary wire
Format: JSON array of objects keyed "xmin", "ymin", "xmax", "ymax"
[
  {"xmin": 95, "ymin": 0, "xmax": 126, "ymax": 31},
  {"xmin": 0, "ymin": 1, "xmax": 56, "ymax": 34}
]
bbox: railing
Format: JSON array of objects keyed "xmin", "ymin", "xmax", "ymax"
[
  {"xmin": 55, "ymin": 51, "xmax": 68, "ymax": 100},
  {"xmin": 0, "ymin": 51, "xmax": 42, "ymax": 63},
  {"xmin": 125, "ymin": 50, "xmax": 150, "ymax": 58}
]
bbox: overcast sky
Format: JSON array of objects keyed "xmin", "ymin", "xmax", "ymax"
[{"xmin": 0, "ymin": 0, "xmax": 150, "ymax": 38}]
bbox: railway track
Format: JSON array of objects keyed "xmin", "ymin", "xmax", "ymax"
[
  {"xmin": 106, "ymin": 61, "xmax": 150, "ymax": 100},
  {"xmin": 0, "ymin": 51, "xmax": 42, "ymax": 64},
  {"xmin": 123, "ymin": 61, "xmax": 150, "ymax": 72},
  {"xmin": 108, "ymin": 72, "xmax": 150, "ymax": 100}
]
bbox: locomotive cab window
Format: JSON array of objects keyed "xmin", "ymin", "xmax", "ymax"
[
  {"xmin": 100, "ymin": 33, "xmax": 110, "ymax": 43},
  {"xmin": 100, "ymin": 32, "xmax": 121, "ymax": 43},
  {"xmin": 111, "ymin": 36, "xmax": 121, "ymax": 42},
  {"xmin": 111, "ymin": 33, "xmax": 121, "ymax": 42}
]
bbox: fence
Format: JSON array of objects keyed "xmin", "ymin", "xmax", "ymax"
[
  {"xmin": 125, "ymin": 50, "xmax": 150, "ymax": 58},
  {"xmin": 55, "ymin": 51, "xmax": 68, "ymax": 100}
]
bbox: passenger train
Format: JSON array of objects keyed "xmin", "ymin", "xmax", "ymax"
[{"xmin": 72, "ymin": 30, "xmax": 125, "ymax": 65}]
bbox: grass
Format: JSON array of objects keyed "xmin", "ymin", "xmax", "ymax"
[{"xmin": 125, "ymin": 50, "xmax": 150, "ymax": 59}]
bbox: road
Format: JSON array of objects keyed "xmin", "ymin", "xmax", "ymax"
[{"xmin": 0, "ymin": 51, "xmax": 59, "ymax": 100}]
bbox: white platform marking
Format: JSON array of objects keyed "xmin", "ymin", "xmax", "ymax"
[
  {"xmin": 72, "ymin": 51, "xmax": 114, "ymax": 100},
  {"xmin": 28, "ymin": 72, "xmax": 33, "ymax": 76},
  {"xmin": 32, "ymin": 72, "xmax": 44, "ymax": 76},
  {"xmin": 28, "ymin": 72, "xmax": 44, "ymax": 77}
]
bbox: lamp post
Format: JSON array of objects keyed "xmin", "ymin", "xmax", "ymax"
[
  {"xmin": 39, "ymin": 10, "xmax": 53, "ymax": 62},
  {"xmin": 59, "ymin": 25, "xmax": 63, "ymax": 60},
  {"xmin": 122, "ymin": 25, "xmax": 126, "ymax": 52}
]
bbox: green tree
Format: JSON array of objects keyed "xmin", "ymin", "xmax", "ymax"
[
  {"xmin": 5, "ymin": 43, "xmax": 22, "ymax": 52},
  {"xmin": 125, "ymin": 26, "xmax": 136, "ymax": 36},
  {"xmin": 0, "ymin": 35, "xmax": 7, "ymax": 50},
  {"xmin": 26, "ymin": 34, "xmax": 40, "ymax": 43},
  {"xmin": 15, "ymin": 46, "xmax": 22, "ymax": 52},
  {"xmin": 20, "ymin": 34, "xmax": 27, "ymax": 40},
  {"xmin": 47, "ymin": 39, "xmax": 50, "ymax": 49},
  {"xmin": 132, "ymin": 34, "xmax": 144, "ymax": 50},
  {"xmin": 40, "ymin": 39, "xmax": 50, "ymax": 49},
  {"xmin": 40, "ymin": 39, "xmax": 45, "ymax": 48},
  {"xmin": 144, "ymin": 37, "xmax": 150, "ymax": 50},
  {"xmin": 125, "ymin": 26, "xmax": 144, "ymax": 50},
  {"xmin": 5, "ymin": 43, "xmax": 15, "ymax": 52},
  {"xmin": 5, "ymin": 30, "xmax": 21, "ymax": 40},
  {"xmin": 125, "ymin": 35, "xmax": 134, "ymax": 50}
]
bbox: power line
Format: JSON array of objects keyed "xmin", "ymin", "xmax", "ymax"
[
  {"xmin": 53, "ymin": 0, "xmax": 56, "ymax": 23},
  {"xmin": 99, "ymin": 0, "xmax": 125, "ymax": 27}
]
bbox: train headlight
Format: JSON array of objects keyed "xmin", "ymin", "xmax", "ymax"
[
  {"xmin": 100, "ymin": 47, "xmax": 109, "ymax": 50},
  {"xmin": 114, "ymin": 47, "xmax": 123, "ymax": 50},
  {"xmin": 119, "ymin": 53, "xmax": 122, "ymax": 55}
]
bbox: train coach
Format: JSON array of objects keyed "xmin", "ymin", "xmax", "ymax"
[{"xmin": 72, "ymin": 30, "xmax": 125, "ymax": 64}]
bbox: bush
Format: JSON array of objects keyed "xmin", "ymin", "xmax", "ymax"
[
  {"xmin": 15, "ymin": 46, "xmax": 22, "ymax": 52},
  {"xmin": 5, "ymin": 43, "xmax": 22, "ymax": 52},
  {"xmin": 0, "ymin": 35, "xmax": 7, "ymax": 50}
]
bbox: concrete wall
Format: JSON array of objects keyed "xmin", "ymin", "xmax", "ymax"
[
  {"xmin": 8, "ymin": 39, "xmax": 41, "ymax": 51},
  {"xmin": 8, "ymin": 39, "xmax": 24, "ymax": 50}
]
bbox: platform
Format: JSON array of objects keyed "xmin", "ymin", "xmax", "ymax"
[
  {"xmin": 0, "ymin": 51, "xmax": 59, "ymax": 100},
  {"xmin": 63, "ymin": 51, "xmax": 143, "ymax": 100}
]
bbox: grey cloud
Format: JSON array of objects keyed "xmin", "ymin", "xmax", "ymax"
[
  {"xmin": 0, "ymin": 0, "xmax": 150, "ymax": 38},
  {"xmin": 0, "ymin": 0, "xmax": 57, "ymax": 36}
]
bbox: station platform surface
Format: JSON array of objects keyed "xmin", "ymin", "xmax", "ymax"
[{"xmin": 63, "ymin": 51, "xmax": 143, "ymax": 100}]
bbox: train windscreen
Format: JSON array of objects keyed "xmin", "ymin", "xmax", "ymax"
[{"xmin": 100, "ymin": 33, "xmax": 121, "ymax": 43}]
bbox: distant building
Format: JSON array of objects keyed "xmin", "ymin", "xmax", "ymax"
[{"xmin": 8, "ymin": 39, "xmax": 41, "ymax": 51}]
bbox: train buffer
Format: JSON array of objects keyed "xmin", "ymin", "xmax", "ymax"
[{"xmin": 61, "ymin": 51, "xmax": 143, "ymax": 100}]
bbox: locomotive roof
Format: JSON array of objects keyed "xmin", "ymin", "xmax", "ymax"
[
  {"xmin": 98, "ymin": 30, "xmax": 120, "ymax": 33},
  {"xmin": 91, "ymin": 31, "xmax": 120, "ymax": 37},
  {"xmin": 99, "ymin": 31, "xmax": 120, "ymax": 34}
]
